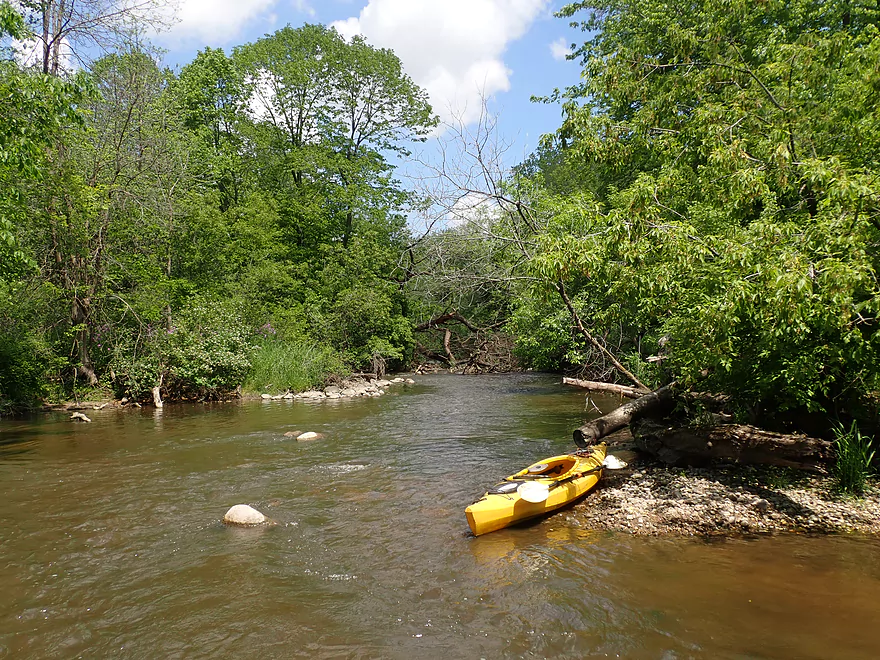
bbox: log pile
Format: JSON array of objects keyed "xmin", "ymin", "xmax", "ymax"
[{"xmin": 566, "ymin": 379, "xmax": 834, "ymax": 471}]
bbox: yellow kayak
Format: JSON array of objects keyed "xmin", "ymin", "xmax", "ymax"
[{"xmin": 465, "ymin": 443, "xmax": 607, "ymax": 536}]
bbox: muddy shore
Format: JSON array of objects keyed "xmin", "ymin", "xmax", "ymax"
[{"xmin": 569, "ymin": 434, "xmax": 880, "ymax": 536}]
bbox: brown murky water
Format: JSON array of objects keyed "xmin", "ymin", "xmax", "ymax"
[{"xmin": 1, "ymin": 374, "xmax": 879, "ymax": 659}]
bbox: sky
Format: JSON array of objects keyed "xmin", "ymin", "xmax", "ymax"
[{"xmin": 154, "ymin": 0, "xmax": 586, "ymax": 162}]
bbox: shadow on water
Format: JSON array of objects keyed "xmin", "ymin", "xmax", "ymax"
[{"xmin": 1, "ymin": 373, "xmax": 880, "ymax": 659}]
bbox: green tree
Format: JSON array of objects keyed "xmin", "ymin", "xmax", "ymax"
[
  {"xmin": 174, "ymin": 47, "xmax": 247, "ymax": 211},
  {"xmin": 232, "ymin": 24, "xmax": 435, "ymax": 370},
  {"xmin": 527, "ymin": 0, "xmax": 880, "ymax": 418}
]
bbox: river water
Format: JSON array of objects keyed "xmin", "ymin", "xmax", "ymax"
[{"xmin": 1, "ymin": 373, "xmax": 879, "ymax": 659}]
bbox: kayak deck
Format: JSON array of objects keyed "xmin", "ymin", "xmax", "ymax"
[{"xmin": 465, "ymin": 443, "xmax": 607, "ymax": 536}]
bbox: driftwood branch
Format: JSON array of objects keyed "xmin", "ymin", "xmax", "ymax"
[
  {"xmin": 414, "ymin": 309, "xmax": 513, "ymax": 373},
  {"xmin": 555, "ymin": 282, "xmax": 650, "ymax": 392},
  {"xmin": 573, "ymin": 385, "xmax": 675, "ymax": 447},
  {"xmin": 562, "ymin": 377, "xmax": 645, "ymax": 399},
  {"xmin": 414, "ymin": 310, "xmax": 480, "ymax": 333}
]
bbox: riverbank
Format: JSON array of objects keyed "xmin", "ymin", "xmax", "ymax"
[
  {"xmin": 40, "ymin": 374, "xmax": 418, "ymax": 413},
  {"xmin": 570, "ymin": 434, "xmax": 880, "ymax": 536}
]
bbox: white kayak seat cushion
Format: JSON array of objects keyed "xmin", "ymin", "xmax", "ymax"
[
  {"xmin": 488, "ymin": 480, "xmax": 525, "ymax": 494},
  {"xmin": 527, "ymin": 463, "xmax": 549, "ymax": 473}
]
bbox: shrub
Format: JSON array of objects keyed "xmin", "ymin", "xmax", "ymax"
[
  {"xmin": 243, "ymin": 338, "xmax": 346, "ymax": 394},
  {"xmin": 110, "ymin": 298, "xmax": 253, "ymax": 400},
  {"xmin": 0, "ymin": 331, "xmax": 52, "ymax": 413},
  {"xmin": 833, "ymin": 422, "xmax": 875, "ymax": 496}
]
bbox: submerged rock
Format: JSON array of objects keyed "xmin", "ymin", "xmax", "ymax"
[
  {"xmin": 70, "ymin": 412, "xmax": 92, "ymax": 422},
  {"xmin": 296, "ymin": 432, "xmax": 324, "ymax": 442},
  {"xmin": 223, "ymin": 504, "xmax": 267, "ymax": 526},
  {"xmin": 283, "ymin": 430, "xmax": 303, "ymax": 438}
]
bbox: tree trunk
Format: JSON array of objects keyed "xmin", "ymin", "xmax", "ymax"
[
  {"xmin": 562, "ymin": 377, "xmax": 645, "ymax": 399},
  {"xmin": 631, "ymin": 420, "xmax": 833, "ymax": 471},
  {"xmin": 72, "ymin": 295, "xmax": 98, "ymax": 386},
  {"xmin": 443, "ymin": 328, "xmax": 456, "ymax": 366},
  {"xmin": 573, "ymin": 385, "xmax": 675, "ymax": 447}
]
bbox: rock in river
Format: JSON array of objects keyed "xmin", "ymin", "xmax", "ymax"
[
  {"xmin": 296, "ymin": 432, "xmax": 323, "ymax": 442},
  {"xmin": 223, "ymin": 504, "xmax": 267, "ymax": 526}
]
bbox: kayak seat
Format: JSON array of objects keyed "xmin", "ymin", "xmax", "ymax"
[
  {"xmin": 488, "ymin": 480, "xmax": 525, "ymax": 494},
  {"xmin": 517, "ymin": 466, "xmax": 568, "ymax": 481}
]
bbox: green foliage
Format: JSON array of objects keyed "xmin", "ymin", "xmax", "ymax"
[
  {"xmin": 110, "ymin": 299, "xmax": 253, "ymax": 400},
  {"xmin": 165, "ymin": 301, "xmax": 254, "ymax": 396},
  {"xmin": 833, "ymin": 422, "xmax": 876, "ymax": 495},
  {"xmin": 244, "ymin": 337, "xmax": 347, "ymax": 394},
  {"xmin": 0, "ymin": 13, "xmax": 436, "ymax": 409},
  {"xmin": 315, "ymin": 282, "xmax": 414, "ymax": 371},
  {"xmin": 0, "ymin": 281, "xmax": 61, "ymax": 411},
  {"xmin": 508, "ymin": 292, "xmax": 573, "ymax": 371},
  {"xmin": 0, "ymin": 5, "xmax": 83, "ymax": 280},
  {"xmin": 515, "ymin": 0, "xmax": 880, "ymax": 417},
  {"xmin": 0, "ymin": 2, "xmax": 25, "ymax": 39},
  {"xmin": 0, "ymin": 331, "xmax": 51, "ymax": 412}
]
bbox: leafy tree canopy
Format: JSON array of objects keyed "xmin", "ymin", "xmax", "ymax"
[{"xmin": 523, "ymin": 0, "xmax": 880, "ymax": 418}]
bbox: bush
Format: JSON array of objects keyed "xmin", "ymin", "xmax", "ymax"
[
  {"xmin": 315, "ymin": 284, "xmax": 414, "ymax": 372},
  {"xmin": 833, "ymin": 422, "xmax": 875, "ymax": 495},
  {"xmin": 243, "ymin": 338, "xmax": 346, "ymax": 394},
  {"xmin": 165, "ymin": 301, "xmax": 253, "ymax": 396},
  {"xmin": 0, "ymin": 282, "xmax": 61, "ymax": 413},
  {"xmin": 110, "ymin": 298, "xmax": 254, "ymax": 400},
  {"xmin": 0, "ymin": 331, "xmax": 52, "ymax": 413}
]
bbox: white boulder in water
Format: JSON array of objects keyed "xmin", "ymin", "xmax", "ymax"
[
  {"xmin": 223, "ymin": 504, "xmax": 267, "ymax": 526},
  {"xmin": 296, "ymin": 431, "xmax": 323, "ymax": 442}
]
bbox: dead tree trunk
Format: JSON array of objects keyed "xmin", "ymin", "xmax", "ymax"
[
  {"xmin": 571, "ymin": 384, "xmax": 834, "ymax": 471},
  {"xmin": 152, "ymin": 374, "xmax": 164, "ymax": 408},
  {"xmin": 631, "ymin": 420, "xmax": 833, "ymax": 471},
  {"xmin": 562, "ymin": 377, "xmax": 645, "ymax": 399},
  {"xmin": 573, "ymin": 385, "xmax": 675, "ymax": 447},
  {"xmin": 413, "ymin": 310, "xmax": 511, "ymax": 372}
]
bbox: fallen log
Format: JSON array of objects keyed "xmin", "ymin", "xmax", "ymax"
[
  {"xmin": 562, "ymin": 377, "xmax": 646, "ymax": 399},
  {"xmin": 573, "ymin": 385, "xmax": 675, "ymax": 447},
  {"xmin": 631, "ymin": 419, "xmax": 833, "ymax": 471}
]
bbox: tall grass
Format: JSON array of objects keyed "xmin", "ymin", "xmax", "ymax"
[
  {"xmin": 243, "ymin": 339, "xmax": 347, "ymax": 394},
  {"xmin": 833, "ymin": 421, "xmax": 875, "ymax": 495}
]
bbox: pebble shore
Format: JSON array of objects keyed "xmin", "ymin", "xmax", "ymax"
[{"xmin": 571, "ymin": 443, "xmax": 880, "ymax": 536}]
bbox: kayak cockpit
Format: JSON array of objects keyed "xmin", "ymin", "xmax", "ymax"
[{"xmin": 508, "ymin": 455, "xmax": 579, "ymax": 481}]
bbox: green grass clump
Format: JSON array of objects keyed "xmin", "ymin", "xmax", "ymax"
[
  {"xmin": 833, "ymin": 421, "xmax": 875, "ymax": 495},
  {"xmin": 243, "ymin": 338, "xmax": 347, "ymax": 394}
]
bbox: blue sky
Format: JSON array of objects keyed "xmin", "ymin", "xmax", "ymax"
[{"xmin": 155, "ymin": 0, "xmax": 586, "ymax": 161}]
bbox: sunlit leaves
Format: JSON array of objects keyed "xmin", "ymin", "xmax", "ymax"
[{"xmin": 529, "ymin": 0, "xmax": 880, "ymax": 413}]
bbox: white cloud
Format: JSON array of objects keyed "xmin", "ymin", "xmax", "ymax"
[
  {"xmin": 330, "ymin": 0, "xmax": 549, "ymax": 126},
  {"xmin": 291, "ymin": 0, "xmax": 316, "ymax": 18},
  {"xmin": 447, "ymin": 191, "xmax": 498, "ymax": 228},
  {"xmin": 162, "ymin": 0, "xmax": 279, "ymax": 45},
  {"xmin": 549, "ymin": 36, "xmax": 570, "ymax": 61},
  {"xmin": 12, "ymin": 36, "xmax": 76, "ymax": 72}
]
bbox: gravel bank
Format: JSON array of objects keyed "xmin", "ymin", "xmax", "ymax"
[{"xmin": 571, "ymin": 443, "xmax": 880, "ymax": 536}]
